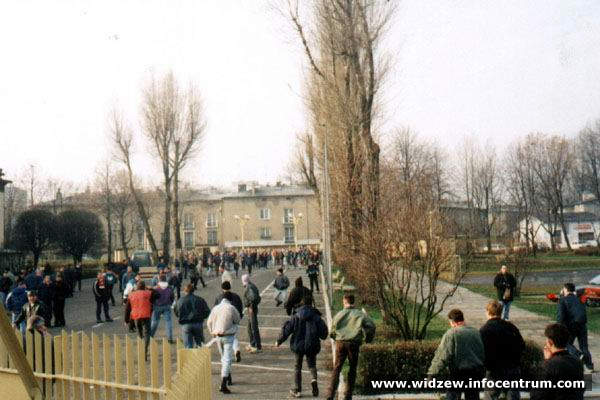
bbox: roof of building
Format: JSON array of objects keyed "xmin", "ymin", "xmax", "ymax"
[{"xmin": 184, "ymin": 185, "xmax": 315, "ymax": 202}]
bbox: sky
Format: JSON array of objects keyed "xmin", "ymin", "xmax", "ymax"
[{"xmin": 1, "ymin": 0, "xmax": 600, "ymax": 192}]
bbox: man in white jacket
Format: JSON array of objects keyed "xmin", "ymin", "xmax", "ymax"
[{"xmin": 207, "ymin": 292, "xmax": 241, "ymax": 394}]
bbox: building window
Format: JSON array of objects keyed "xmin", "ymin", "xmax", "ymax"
[
  {"xmin": 283, "ymin": 208, "xmax": 294, "ymax": 224},
  {"xmin": 184, "ymin": 213, "xmax": 195, "ymax": 229},
  {"xmin": 578, "ymin": 232, "xmax": 595, "ymax": 242},
  {"xmin": 284, "ymin": 226, "xmax": 295, "ymax": 243},
  {"xmin": 260, "ymin": 227, "xmax": 272, "ymax": 239},
  {"xmin": 207, "ymin": 229, "xmax": 218, "ymax": 245},
  {"xmin": 184, "ymin": 231, "xmax": 195, "ymax": 249},
  {"xmin": 260, "ymin": 208, "xmax": 271, "ymax": 220},
  {"xmin": 206, "ymin": 213, "xmax": 217, "ymax": 228}
]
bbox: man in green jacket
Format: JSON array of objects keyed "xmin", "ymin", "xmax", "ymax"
[
  {"xmin": 326, "ymin": 294, "xmax": 376, "ymax": 400},
  {"xmin": 427, "ymin": 309, "xmax": 485, "ymax": 400}
]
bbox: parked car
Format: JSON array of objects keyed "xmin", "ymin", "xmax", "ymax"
[{"xmin": 546, "ymin": 275, "xmax": 600, "ymax": 307}]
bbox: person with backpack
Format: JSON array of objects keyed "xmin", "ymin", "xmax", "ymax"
[
  {"xmin": 277, "ymin": 292, "xmax": 328, "ymax": 398},
  {"xmin": 150, "ymin": 275, "xmax": 175, "ymax": 343},
  {"xmin": 274, "ymin": 268, "xmax": 290, "ymax": 307},
  {"xmin": 242, "ymin": 274, "xmax": 262, "ymax": 353}
]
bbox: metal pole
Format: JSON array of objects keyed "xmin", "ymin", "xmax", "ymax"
[{"xmin": 323, "ymin": 125, "xmax": 333, "ymax": 303}]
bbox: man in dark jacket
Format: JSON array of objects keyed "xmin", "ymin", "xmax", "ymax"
[
  {"xmin": 6, "ymin": 281, "xmax": 28, "ymax": 332},
  {"xmin": 13, "ymin": 290, "xmax": 49, "ymax": 333},
  {"xmin": 215, "ymin": 280, "xmax": 244, "ymax": 362},
  {"xmin": 174, "ymin": 283, "xmax": 211, "ymax": 348},
  {"xmin": 150, "ymin": 275, "xmax": 175, "ymax": 343},
  {"xmin": 37, "ymin": 275, "xmax": 55, "ymax": 327},
  {"xmin": 480, "ymin": 300, "xmax": 525, "ymax": 400},
  {"xmin": 274, "ymin": 268, "xmax": 290, "ymax": 307},
  {"xmin": 285, "ymin": 277, "xmax": 312, "ymax": 316},
  {"xmin": 93, "ymin": 273, "xmax": 113, "ymax": 323},
  {"xmin": 307, "ymin": 252, "xmax": 320, "ymax": 293},
  {"xmin": 277, "ymin": 292, "xmax": 328, "ymax": 398},
  {"xmin": 53, "ymin": 274, "xmax": 69, "ymax": 327},
  {"xmin": 242, "ymin": 274, "xmax": 262, "ymax": 353},
  {"xmin": 74, "ymin": 263, "xmax": 83, "ymax": 292},
  {"xmin": 558, "ymin": 283, "xmax": 594, "ymax": 372},
  {"xmin": 493, "ymin": 265, "xmax": 516, "ymax": 320},
  {"xmin": 531, "ymin": 323, "xmax": 584, "ymax": 400}
]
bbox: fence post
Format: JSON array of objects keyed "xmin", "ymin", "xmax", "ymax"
[{"xmin": 0, "ymin": 303, "xmax": 43, "ymax": 399}]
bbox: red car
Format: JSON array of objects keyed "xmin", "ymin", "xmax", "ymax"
[{"xmin": 547, "ymin": 276, "xmax": 600, "ymax": 307}]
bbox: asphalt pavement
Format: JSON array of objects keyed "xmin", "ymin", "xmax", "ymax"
[{"xmin": 54, "ymin": 266, "xmax": 332, "ymax": 399}]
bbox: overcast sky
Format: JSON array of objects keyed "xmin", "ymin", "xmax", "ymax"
[{"xmin": 1, "ymin": 0, "xmax": 600, "ymax": 191}]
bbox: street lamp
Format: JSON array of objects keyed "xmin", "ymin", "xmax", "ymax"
[
  {"xmin": 234, "ymin": 214, "xmax": 250, "ymax": 251},
  {"xmin": 292, "ymin": 212, "xmax": 304, "ymax": 250}
]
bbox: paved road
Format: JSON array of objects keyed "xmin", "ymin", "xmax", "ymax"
[{"xmin": 54, "ymin": 266, "xmax": 332, "ymax": 399}]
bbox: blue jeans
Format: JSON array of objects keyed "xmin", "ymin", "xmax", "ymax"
[
  {"xmin": 500, "ymin": 300, "xmax": 512, "ymax": 320},
  {"xmin": 181, "ymin": 322, "xmax": 204, "ymax": 349},
  {"xmin": 218, "ymin": 335, "xmax": 234, "ymax": 378},
  {"xmin": 566, "ymin": 322, "xmax": 593, "ymax": 369},
  {"xmin": 150, "ymin": 304, "xmax": 173, "ymax": 340}
]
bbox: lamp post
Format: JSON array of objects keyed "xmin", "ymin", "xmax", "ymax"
[
  {"xmin": 292, "ymin": 212, "xmax": 304, "ymax": 250},
  {"xmin": 234, "ymin": 214, "xmax": 250, "ymax": 252}
]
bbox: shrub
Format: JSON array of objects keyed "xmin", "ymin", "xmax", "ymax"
[
  {"xmin": 573, "ymin": 246, "xmax": 600, "ymax": 256},
  {"xmin": 356, "ymin": 339, "xmax": 543, "ymax": 394}
]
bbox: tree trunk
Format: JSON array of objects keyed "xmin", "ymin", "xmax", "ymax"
[
  {"xmin": 107, "ymin": 215, "xmax": 113, "ymax": 264},
  {"xmin": 558, "ymin": 206, "xmax": 572, "ymax": 251},
  {"xmin": 173, "ymin": 145, "xmax": 182, "ymax": 259},
  {"xmin": 119, "ymin": 217, "xmax": 129, "ymax": 260},
  {"xmin": 162, "ymin": 177, "xmax": 172, "ymax": 263}
]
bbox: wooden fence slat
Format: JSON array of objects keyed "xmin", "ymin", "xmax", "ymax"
[
  {"xmin": 102, "ymin": 334, "xmax": 111, "ymax": 400},
  {"xmin": 150, "ymin": 339, "xmax": 159, "ymax": 400},
  {"xmin": 162, "ymin": 339, "xmax": 171, "ymax": 390},
  {"xmin": 82, "ymin": 333, "xmax": 90, "ymax": 400},
  {"xmin": 72, "ymin": 331, "xmax": 81, "ymax": 400},
  {"xmin": 26, "ymin": 329, "xmax": 34, "ymax": 367},
  {"xmin": 44, "ymin": 335, "xmax": 52, "ymax": 399},
  {"xmin": 0, "ymin": 331, "xmax": 7, "ymax": 368},
  {"xmin": 92, "ymin": 334, "xmax": 101, "ymax": 400},
  {"xmin": 53, "ymin": 335, "xmax": 64, "ymax": 400},
  {"xmin": 137, "ymin": 336, "xmax": 147, "ymax": 400},
  {"xmin": 125, "ymin": 335, "xmax": 135, "ymax": 399},
  {"xmin": 113, "ymin": 335, "xmax": 123, "ymax": 400},
  {"xmin": 62, "ymin": 330, "xmax": 71, "ymax": 400},
  {"xmin": 34, "ymin": 332, "xmax": 43, "ymax": 391}
]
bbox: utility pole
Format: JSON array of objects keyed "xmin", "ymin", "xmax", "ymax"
[{"xmin": 322, "ymin": 125, "xmax": 333, "ymax": 303}]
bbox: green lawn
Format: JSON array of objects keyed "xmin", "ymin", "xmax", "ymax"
[
  {"xmin": 465, "ymin": 253, "xmax": 600, "ymax": 274},
  {"xmin": 463, "ymin": 283, "xmax": 600, "ymax": 334}
]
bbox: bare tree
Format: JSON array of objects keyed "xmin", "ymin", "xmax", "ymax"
[
  {"xmin": 140, "ymin": 72, "xmax": 205, "ymax": 261},
  {"xmin": 93, "ymin": 159, "xmax": 115, "ymax": 263},
  {"xmin": 109, "ymin": 108, "xmax": 159, "ymax": 259},
  {"xmin": 112, "ymin": 169, "xmax": 136, "ymax": 260}
]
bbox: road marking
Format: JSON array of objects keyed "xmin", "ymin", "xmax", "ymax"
[{"xmin": 211, "ymin": 361, "xmax": 331, "ymax": 376}]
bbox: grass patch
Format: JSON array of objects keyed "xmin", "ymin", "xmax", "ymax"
[
  {"xmin": 466, "ymin": 254, "xmax": 600, "ymax": 273},
  {"xmin": 463, "ymin": 283, "xmax": 600, "ymax": 334}
]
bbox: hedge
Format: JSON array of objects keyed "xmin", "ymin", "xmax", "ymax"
[{"xmin": 356, "ymin": 339, "xmax": 543, "ymax": 394}]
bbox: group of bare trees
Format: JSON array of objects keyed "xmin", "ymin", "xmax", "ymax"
[{"xmin": 110, "ymin": 71, "xmax": 206, "ymax": 262}]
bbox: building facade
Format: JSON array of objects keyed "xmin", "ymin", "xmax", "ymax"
[{"xmin": 519, "ymin": 212, "xmax": 600, "ymax": 249}]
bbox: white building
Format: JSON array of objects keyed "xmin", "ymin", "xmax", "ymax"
[{"xmin": 519, "ymin": 212, "xmax": 600, "ymax": 249}]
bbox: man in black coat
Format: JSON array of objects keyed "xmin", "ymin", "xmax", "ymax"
[
  {"xmin": 557, "ymin": 283, "xmax": 594, "ymax": 372},
  {"xmin": 37, "ymin": 275, "xmax": 55, "ymax": 327},
  {"xmin": 493, "ymin": 265, "xmax": 516, "ymax": 320},
  {"xmin": 530, "ymin": 323, "xmax": 584, "ymax": 400},
  {"xmin": 285, "ymin": 277, "xmax": 312, "ymax": 316},
  {"xmin": 480, "ymin": 300, "xmax": 525, "ymax": 400},
  {"xmin": 277, "ymin": 292, "xmax": 328, "ymax": 398},
  {"xmin": 53, "ymin": 274, "xmax": 69, "ymax": 327},
  {"xmin": 174, "ymin": 283, "xmax": 211, "ymax": 349}
]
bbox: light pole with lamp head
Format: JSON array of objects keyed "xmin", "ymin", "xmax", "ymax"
[{"xmin": 234, "ymin": 214, "xmax": 250, "ymax": 252}]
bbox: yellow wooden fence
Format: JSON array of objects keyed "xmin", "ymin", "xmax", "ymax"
[{"xmin": 0, "ymin": 330, "xmax": 211, "ymax": 400}]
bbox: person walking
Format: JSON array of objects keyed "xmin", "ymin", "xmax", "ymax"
[
  {"xmin": 285, "ymin": 277, "xmax": 311, "ymax": 316},
  {"xmin": 306, "ymin": 262, "xmax": 319, "ymax": 293},
  {"xmin": 150, "ymin": 275, "xmax": 175, "ymax": 343},
  {"xmin": 93, "ymin": 272, "xmax": 113, "ymax": 323},
  {"xmin": 480, "ymin": 300, "xmax": 525, "ymax": 400},
  {"xmin": 174, "ymin": 283, "xmax": 211, "ymax": 348},
  {"xmin": 5, "ymin": 280, "xmax": 28, "ymax": 332},
  {"xmin": 104, "ymin": 266, "xmax": 117, "ymax": 307},
  {"xmin": 207, "ymin": 292, "xmax": 241, "ymax": 394},
  {"xmin": 427, "ymin": 309, "xmax": 485, "ymax": 400},
  {"xmin": 125, "ymin": 281, "xmax": 157, "ymax": 360},
  {"xmin": 493, "ymin": 265, "xmax": 516, "ymax": 320},
  {"xmin": 37, "ymin": 275, "xmax": 55, "ymax": 327},
  {"xmin": 242, "ymin": 274, "xmax": 262, "ymax": 353},
  {"xmin": 274, "ymin": 268, "xmax": 290, "ymax": 307},
  {"xmin": 557, "ymin": 283, "xmax": 594, "ymax": 372},
  {"xmin": 530, "ymin": 323, "xmax": 584, "ymax": 400},
  {"xmin": 215, "ymin": 281, "xmax": 244, "ymax": 362},
  {"xmin": 53, "ymin": 274, "xmax": 69, "ymax": 327},
  {"xmin": 74, "ymin": 262, "xmax": 83, "ymax": 292},
  {"xmin": 121, "ymin": 267, "xmax": 135, "ymax": 295},
  {"xmin": 220, "ymin": 265, "xmax": 233, "ymax": 284},
  {"xmin": 277, "ymin": 292, "xmax": 328, "ymax": 398},
  {"xmin": 326, "ymin": 294, "xmax": 376, "ymax": 400}
]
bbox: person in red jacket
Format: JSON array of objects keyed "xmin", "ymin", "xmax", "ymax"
[{"xmin": 125, "ymin": 280, "xmax": 158, "ymax": 360}]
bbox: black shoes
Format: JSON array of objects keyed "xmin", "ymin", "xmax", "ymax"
[
  {"xmin": 105, "ymin": 318, "xmax": 114, "ymax": 322},
  {"xmin": 227, "ymin": 374, "xmax": 233, "ymax": 385},
  {"xmin": 220, "ymin": 377, "xmax": 231, "ymax": 394},
  {"xmin": 312, "ymin": 380, "xmax": 318, "ymax": 397},
  {"xmin": 235, "ymin": 350, "xmax": 241, "ymax": 362}
]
